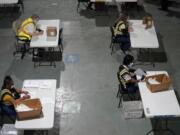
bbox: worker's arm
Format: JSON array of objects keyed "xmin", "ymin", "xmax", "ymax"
[
  {"xmin": 25, "ymin": 23, "xmax": 43, "ymax": 36},
  {"xmin": 123, "ymin": 74, "xmax": 140, "ymax": 84},
  {"xmin": 16, "ymin": 88, "xmax": 29, "ymax": 94}
]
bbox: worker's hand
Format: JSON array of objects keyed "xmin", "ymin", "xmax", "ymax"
[
  {"xmin": 38, "ymin": 30, "xmax": 44, "ymax": 35},
  {"xmin": 137, "ymin": 79, "xmax": 141, "ymax": 83},
  {"xmin": 22, "ymin": 90, "xmax": 29, "ymax": 95},
  {"xmin": 21, "ymin": 94, "xmax": 31, "ymax": 100},
  {"xmin": 14, "ymin": 99, "xmax": 22, "ymax": 106},
  {"xmin": 128, "ymin": 27, "xmax": 133, "ymax": 32}
]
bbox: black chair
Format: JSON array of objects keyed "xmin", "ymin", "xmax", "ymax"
[
  {"xmin": 110, "ymin": 26, "xmax": 127, "ymax": 55},
  {"xmin": 58, "ymin": 28, "xmax": 63, "ymax": 53},
  {"xmin": 12, "ymin": 20, "xmax": 30, "ymax": 59},
  {"xmin": 116, "ymin": 72, "xmax": 136, "ymax": 108},
  {"xmin": 77, "ymin": 0, "xmax": 90, "ymax": 12}
]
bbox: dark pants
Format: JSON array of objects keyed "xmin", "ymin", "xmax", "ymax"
[
  {"xmin": 2, "ymin": 104, "xmax": 16, "ymax": 116},
  {"xmin": 115, "ymin": 35, "xmax": 131, "ymax": 51},
  {"xmin": 126, "ymin": 83, "xmax": 139, "ymax": 93}
]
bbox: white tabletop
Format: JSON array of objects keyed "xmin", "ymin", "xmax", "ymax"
[
  {"xmin": 0, "ymin": 0, "xmax": 18, "ymax": 4},
  {"xmin": 30, "ymin": 20, "xmax": 60, "ymax": 48},
  {"xmin": 138, "ymin": 71, "xmax": 180, "ymax": 118},
  {"xmin": 129, "ymin": 20, "xmax": 159, "ymax": 49},
  {"xmin": 15, "ymin": 79, "xmax": 57, "ymax": 130}
]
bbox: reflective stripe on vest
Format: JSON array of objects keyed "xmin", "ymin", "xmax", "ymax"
[
  {"xmin": 119, "ymin": 65, "xmax": 130, "ymax": 89},
  {"xmin": 18, "ymin": 18, "xmax": 35, "ymax": 40},
  {"xmin": 114, "ymin": 21, "xmax": 125, "ymax": 36},
  {"xmin": 0, "ymin": 89, "xmax": 13, "ymax": 106}
]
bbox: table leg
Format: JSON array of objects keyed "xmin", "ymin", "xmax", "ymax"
[
  {"xmin": 49, "ymin": 48, "xmax": 56, "ymax": 67},
  {"xmin": 42, "ymin": 130, "xmax": 48, "ymax": 135},
  {"xmin": 146, "ymin": 118, "xmax": 175, "ymax": 135}
]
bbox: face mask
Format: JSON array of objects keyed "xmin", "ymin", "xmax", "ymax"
[
  {"xmin": 128, "ymin": 62, "xmax": 134, "ymax": 67},
  {"xmin": 11, "ymin": 85, "xmax": 15, "ymax": 89}
]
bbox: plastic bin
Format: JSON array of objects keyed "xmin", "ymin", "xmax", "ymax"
[
  {"xmin": 122, "ymin": 100, "xmax": 143, "ymax": 119},
  {"xmin": 1, "ymin": 124, "xmax": 18, "ymax": 135}
]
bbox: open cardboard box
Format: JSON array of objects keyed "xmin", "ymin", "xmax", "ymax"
[
  {"xmin": 15, "ymin": 98, "xmax": 42, "ymax": 120},
  {"xmin": 145, "ymin": 74, "xmax": 171, "ymax": 93},
  {"xmin": 46, "ymin": 26, "xmax": 57, "ymax": 37}
]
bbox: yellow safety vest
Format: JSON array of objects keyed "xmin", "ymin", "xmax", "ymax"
[
  {"xmin": 113, "ymin": 20, "xmax": 126, "ymax": 36},
  {"xmin": 0, "ymin": 89, "xmax": 13, "ymax": 106},
  {"xmin": 119, "ymin": 65, "xmax": 130, "ymax": 89},
  {"xmin": 18, "ymin": 17, "xmax": 35, "ymax": 40}
]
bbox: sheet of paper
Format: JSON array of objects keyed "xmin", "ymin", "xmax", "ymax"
[
  {"xmin": 148, "ymin": 78, "xmax": 160, "ymax": 84},
  {"xmin": 23, "ymin": 81, "xmax": 39, "ymax": 88},
  {"xmin": 134, "ymin": 68, "xmax": 146, "ymax": 76},
  {"xmin": 39, "ymin": 80, "xmax": 52, "ymax": 89}
]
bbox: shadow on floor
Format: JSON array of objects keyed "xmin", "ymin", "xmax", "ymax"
[
  {"xmin": 166, "ymin": 9, "xmax": 180, "ymax": 19},
  {"xmin": 5, "ymin": 58, "xmax": 65, "ymax": 88},
  {"xmin": 0, "ymin": 7, "xmax": 21, "ymax": 28},
  {"xmin": 169, "ymin": 0, "xmax": 180, "ymax": 8},
  {"xmin": 149, "ymin": 118, "xmax": 180, "ymax": 135},
  {"xmin": 136, "ymin": 32, "xmax": 168, "ymax": 63},
  {"xmin": 79, "ymin": 5, "xmax": 119, "ymax": 27}
]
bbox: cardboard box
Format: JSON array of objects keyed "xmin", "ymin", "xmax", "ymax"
[
  {"xmin": 142, "ymin": 16, "xmax": 153, "ymax": 29},
  {"xmin": 122, "ymin": 100, "xmax": 143, "ymax": 119},
  {"xmin": 145, "ymin": 74, "xmax": 171, "ymax": 93},
  {"xmin": 46, "ymin": 27, "xmax": 57, "ymax": 37},
  {"xmin": 15, "ymin": 98, "xmax": 42, "ymax": 120}
]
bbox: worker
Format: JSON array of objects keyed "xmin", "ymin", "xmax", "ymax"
[
  {"xmin": 118, "ymin": 55, "xmax": 139, "ymax": 93},
  {"xmin": 18, "ymin": 14, "xmax": 43, "ymax": 41},
  {"xmin": 113, "ymin": 14, "xmax": 132, "ymax": 52},
  {"xmin": 0, "ymin": 76, "xmax": 30, "ymax": 115}
]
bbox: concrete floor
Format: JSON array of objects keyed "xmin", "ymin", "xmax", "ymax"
[{"xmin": 0, "ymin": 0, "xmax": 180, "ymax": 135}]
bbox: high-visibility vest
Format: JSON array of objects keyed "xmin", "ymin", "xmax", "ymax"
[
  {"xmin": 119, "ymin": 65, "xmax": 130, "ymax": 89},
  {"xmin": 113, "ymin": 20, "xmax": 126, "ymax": 36},
  {"xmin": 18, "ymin": 17, "xmax": 35, "ymax": 40},
  {"xmin": 0, "ymin": 89, "xmax": 13, "ymax": 106}
]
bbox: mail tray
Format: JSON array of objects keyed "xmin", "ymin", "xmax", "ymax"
[
  {"xmin": 145, "ymin": 74, "xmax": 171, "ymax": 93},
  {"xmin": 46, "ymin": 26, "xmax": 57, "ymax": 37},
  {"xmin": 15, "ymin": 98, "xmax": 42, "ymax": 120}
]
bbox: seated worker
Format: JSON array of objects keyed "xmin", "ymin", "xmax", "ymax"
[
  {"xmin": 118, "ymin": 55, "xmax": 140, "ymax": 93},
  {"xmin": 113, "ymin": 14, "xmax": 132, "ymax": 52},
  {"xmin": 17, "ymin": 14, "xmax": 43, "ymax": 41},
  {"xmin": 0, "ymin": 76, "xmax": 30, "ymax": 116}
]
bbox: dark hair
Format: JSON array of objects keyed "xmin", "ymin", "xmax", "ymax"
[
  {"xmin": 119, "ymin": 13, "xmax": 129, "ymax": 22},
  {"xmin": 31, "ymin": 14, "xmax": 40, "ymax": 20},
  {"xmin": 1, "ymin": 76, "xmax": 13, "ymax": 90},
  {"xmin": 123, "ymin": 55, "xmax": 134, "ymax": 66}
]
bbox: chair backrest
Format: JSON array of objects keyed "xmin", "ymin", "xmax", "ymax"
[
  {"xmin": 12, "ymin": 20, "xmax": 22, "ymax": 36},
  {"xmin": 110, "ymin": 26, "xmax": 114, "ymax": 38},
  {"xmin": 117, "ymin": 72, "xmax": 127, "ymax": 93},
  {"xmin": 59, "ymin": 28, "xmax": 63, "ymax": 38}
]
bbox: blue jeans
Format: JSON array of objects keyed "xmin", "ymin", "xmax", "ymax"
[{"xmin": 1, "ymin": 104, "xmax": 16, "ymax": 116}]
